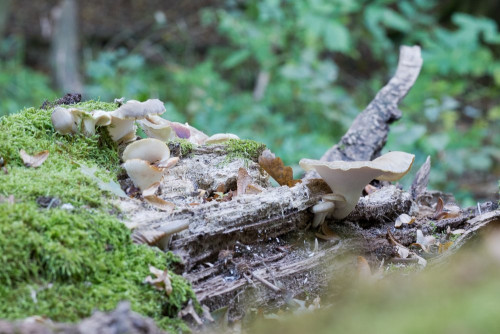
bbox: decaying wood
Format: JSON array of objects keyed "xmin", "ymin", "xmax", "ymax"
[
  {"xmin": 411, "ymin": 156, "xmax": 431, "ymax": 200},
  {"xmin": 118, "ymin": 45, "xmax": 494, "ymax": 321},
  {"xmin": 307, "ymin": 45, "xmax": 423, "ymax": 173}
]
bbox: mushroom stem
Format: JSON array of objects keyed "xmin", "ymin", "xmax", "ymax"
[{"xmin": 311, "ymin": 201, "xmax": 335, "ymax": 228}]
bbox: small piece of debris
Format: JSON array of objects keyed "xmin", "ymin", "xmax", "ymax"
[{"xmin": 20, "ymin": 149, "xmax": 49, "ymax": 168}]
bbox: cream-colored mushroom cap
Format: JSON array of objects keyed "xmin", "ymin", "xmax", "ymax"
[
  {"xmin": 51, "ymin": 107, "xmax": 78, "ymax": 135},
  {"xmin": 108, "ymin": 99, "xmax": 166, "ymax": 143},
  {"xmin": 300, "ymin": 151, "xmax": 415, "ymax": 219},
  {"xmin": 137, "ymin": 115, "xmax": 173, "ymax": 142},
  {"xmin": 205, "ymin": 133, "xmax": 240, "ymax": 144},
  {"xmin": 110, "ymin": 99, "xmax": 166, "ymax": 119},
  {"xmin": 122, "ymin": 138, "xmax": 170, "ymax": 164},
  {"xmin": 79, "ymin": 110, "xmax": 112, "ymax": 136},
  {"xmin": 122, "ymin": 159, "xmax": 166, "ymax": 191}
]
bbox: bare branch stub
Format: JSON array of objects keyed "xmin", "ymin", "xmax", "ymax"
[{"xmin": 306, "ymin": 45, "xmax": 423, "ymax": 180}]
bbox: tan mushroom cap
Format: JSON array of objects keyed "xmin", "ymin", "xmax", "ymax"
[
  {"xmin": 108, "ymin": 99, "xmax": 166, "ymax": 143},
  {"xmin": 137, "ymin": 115, "xmax": 173, "ymax": 142},
  {"xmin": 300, "ymin": 151, "xmax": 415, "ymax": 219},
  {"xmin": 122, "ymin": 138, "xmax": 170, "ymax": 164},
  {"xmin": 122, "ymin": 159, "xmax": 166, "ymax": 191},
  {"xmin": 204, "ymin": 133, "xmax": 240, "ymax": 145},
  {"xmin": 110, "ymin": 99, "xmax": 166, "ymax": 119},
  {"xmin": 51, "ymin": 107, "xmax": 78, "ymax": 135}
]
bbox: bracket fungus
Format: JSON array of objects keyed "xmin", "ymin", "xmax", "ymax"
[
  {"xmin": 137, "ymin": 115, "xmax": 173, "ymax": 142},
  {"xmin": 107, "ymin": 99, "xmax": 166, "ymax": 143},
  {"xmin": 205, "ymin": 133, "xmax": 240, "ymax": 145},
  {"xmin": 300, "ymin": 151, "xmax": 415, "ymax": 219},
  {"xmin": 122, "ymin": 138, "xmax": 174, "ymax": 191}
]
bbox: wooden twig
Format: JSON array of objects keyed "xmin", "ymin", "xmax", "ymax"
[{"xmin": 305, "ymin": 45, "xmax": 423, "ymax": 180}]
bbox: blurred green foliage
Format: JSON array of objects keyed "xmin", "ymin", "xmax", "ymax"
[{"xmin": 1, "ymin": 0, "xmax": 499, "ymax": 205}]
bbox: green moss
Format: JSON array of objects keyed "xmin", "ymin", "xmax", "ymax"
[
  {"xmin": 0, "ymin": 102, "xmax": 196, "ymax": 332},
  {"xmin": 224, "ymin": 139, "xmax": 266, "ymax": 164},
  {"xmin": 168, "ymin": 138, "xmax": 194, "ymax": 157}
]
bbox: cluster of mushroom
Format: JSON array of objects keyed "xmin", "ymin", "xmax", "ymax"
[
  {"xmin": 51, "ymin": 98, "xmax": 243, "ymax": 194},
  {"xmin": 300, "ymin": 151, "xmax": 415, "ymax": 227},
  {"xmin": 51, "ymin": 98, "xmax": 240, "ymax": 146}
]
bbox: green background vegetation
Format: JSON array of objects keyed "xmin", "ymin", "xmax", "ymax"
[{"xmin": 1, "ymin": 1, "xmax": 499, "ymax": 203}]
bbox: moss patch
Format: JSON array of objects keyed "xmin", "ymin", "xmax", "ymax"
[
  {"xmin": 168, "ymin": 138, "xmax": 195, "ymax": 157},
  {"xmin": 224, "ymin": 139, "xmax": 266, "ymax": 164},
  {"xmin": 0, "ymin": 102, "xmax": 196, "ymax": 332}
]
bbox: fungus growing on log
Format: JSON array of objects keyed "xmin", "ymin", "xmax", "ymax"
[{"xmin": 300, "ymin": 151, "xmax": 415, "ymax": 219}]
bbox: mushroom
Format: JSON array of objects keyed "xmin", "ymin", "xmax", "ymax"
[
  {"xmin": 311, "ymin": 201, "xmax": 335, "ymax": 228},
  {"xmin": 132, "ymin": 221, "xmax": 189, "ymax": 251},
  {"xmin": 121, "ymin": 138, "xmax": 172, "ymax": 191},
  {"xmin": 51, "ymin": 107, "xmax": 78, "ymax": 134},
  {"xmin": 108, "ymin": 99, "xmax": 166, "ymax": 143},
  {"xmin": 122, "ymin": 138, "xmax": 170, "ymax": 164},
  {"xmin": 137, "ymin": 115, "xmax": 173, "ymax": 142},
  {"xmin": 204, "ymin": 133, "xmax": 240, "ymax": 145},
  {"xmin": 122, "ymin": 159, "xmax": 166, "ymax": 191},
  {"xmin": 69, "ymin": 109, "xmax": 112, "ymax": 136},
  {"xmin": 300, "ymin": 151, "xmax": 415, "ymax": 219}
]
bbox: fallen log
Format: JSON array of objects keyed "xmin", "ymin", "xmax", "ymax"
[{"xmin": 117, "ymin": 46, "xmax": 427, "ymax": 316}]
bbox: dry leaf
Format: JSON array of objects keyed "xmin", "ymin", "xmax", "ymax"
[
  {"xmin": 236, "ymin": 168, "xmax": 253, "ymax": 196},
  {"xmin": 19, "ymin": 149, "xmax": 49, "ymax": 168},
  {"xmin": 316, "ymin": 223, "xmax": 340, "ymax": 241},
  {"xmin": 179, "ymin": 299, "xmax": 203, "ymax": 325},
  {"xmin": 412, "ymin": 229, "xmax": 437, "ymax": 253},
  {"xmin": 438, "ymin": 241, "xmax": 454, "ymax": 254},
  {"xmin": 387, "ymin": 229, "xmax": 427, "ymax": 267},
  {"xmin": 258, "ymin": 149, "xmax": 301, "ymax": 187},
  {"xmin": 395, "ymin": 245, "xmax": 410, "ymax": 258},
  {"xmin": 246, "ymin": 184, "xmax": 264, "ymax": 195},
  {"xmin": 144, "ymin": 195, "xmax": 175, "ymax": 212},
  {"xmin": 0, "ymin": 195, "xmax": 15, "ymax": 204},
  {"xmin": 432, "ymin": 197, "xmax": 461, "ymax": 220},
  {"xmin": 143, "ymin": 265, "xmax": 173, "ymax": 296},
  {"xmin": 132, "ymin": 229, "xmax": 168, "ymax": 246},
  {"xmin": 394, "ymin": 213, "xmax": 415, "ymax": 228},
  {"xmin": 451, "ymin": 229, "xmax": 466, "ymax": 235}
]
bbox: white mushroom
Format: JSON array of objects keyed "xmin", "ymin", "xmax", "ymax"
[
  {"xmin": 300, "ymin": 151, "xmax": 415, "ymax": 219},
  {"xmin": 137, "ymin": 115, "xmax": 173, "ymax": 142},
  {"xmin": 122, "ymin": 159, "xmax": 166, "ymax": 191},
  {"xmin": 311, "ymin": 201, "xmax": 335, "ymax": 228},
  {"xmin": 108, "ymin": 99, "xmax": 166, "ymax": 143},
  {"xmin": 51, "ymin": 107, "xmax": 78, "ymax": 135},
  {"xmin": 79, "ymin": 110, "xmax": 112, "ymax": 136},
  {"xmin": 204, "ymin": 133, "xmax": 240, "ymax": 145},
  {"xmin": 122, "ymin": 138, "xmax": 170, "ymax": 164}
]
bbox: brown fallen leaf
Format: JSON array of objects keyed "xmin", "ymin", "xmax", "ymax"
[
  {"xmin": 19, "ymin": 149, "xmax": 49, "ymax": 168},
  {"xmin": 432, "ymin": 197, "xmax": 461, "ymax": 220},
  {"xmin": 236, "ymin": 168, "xmax": 253, "ymax": 196},
  {"xmin": 143, "ymin": 265, "xmax": 173, "ymax": 296},
  {"xmin": 315, "ymin": 223, "xmax": 340, "ymax": 241},
  {"xmin": 438, "ymin": 241, "xmax": 454, "ymax": 254},
  {"xmin": 258, "ymin": 149, "xmax": 301, "ymax": 187},
  {"xmin": 246, "ymin": 184, "xmax": 263, "ymax": 195},
  {"xmin": 144, "ymin": 195, "xmax": 175, "ymax": 212}
]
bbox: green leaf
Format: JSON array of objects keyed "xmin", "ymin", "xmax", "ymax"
[
  {"xmin": 323, "ymin": 21, "xmax": 350, "ymax": 52},
  {"xmin": 221, "ymin": 49, "xmax": 251, "ymax": 69}
]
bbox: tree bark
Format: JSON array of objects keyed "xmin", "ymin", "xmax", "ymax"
[{"xmin": 51, "ymin": 0, "xmax": 83, "ymax": 94}]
